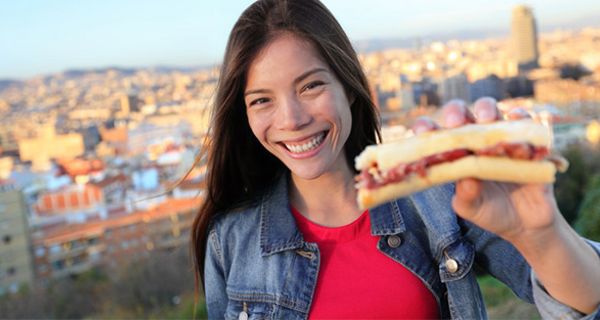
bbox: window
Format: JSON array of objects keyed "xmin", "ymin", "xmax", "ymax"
[
  {"xmin": 2, "ymin": 235, "xmax": 11, "ymax": 245},
  {"xmin": 35, "ymin": 246, "xmax": 46, "ymax": 257},
  {"xmin": 52, "ymin": 260, "xmax": 65, "ymax": 271},
  {"xmin": 7, "ymin": 267, "xmax": 16, "ymax": 276},
  {"xmin": 50, "ymin": 245, "xmax": 61, "ymax": 255}
]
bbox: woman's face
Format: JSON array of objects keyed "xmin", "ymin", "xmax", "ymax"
[{"xmin": 244, "ymin": 33, "xmax": 353, "ymax": 181}]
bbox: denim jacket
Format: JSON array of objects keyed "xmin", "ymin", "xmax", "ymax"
[{"xmin": 205, "ymin": 175, "xmax": 600, "ymax": 319}]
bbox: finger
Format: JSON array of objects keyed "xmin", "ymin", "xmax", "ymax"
[
  {"xmin": 506, "ymin": 108, "xmax": 531, "ymax": 120},
  {"xmin": 473, "ymin": 97, "xmax": 501, "ymax": 123},
  {"xmin": 411, "ymin": 116, "xmax": 440, "ymax": 135},
  {"xmin": 442, "ymin": 100, "xmax": 475, "ymax": 129},
  {"xmin": 452, "ymin": 178, "xmax": 482, "ymax": 218}
]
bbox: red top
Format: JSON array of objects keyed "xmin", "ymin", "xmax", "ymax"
[{"xmin": 291, "ymin": 207, "xmax": 439, "ymax": 319}]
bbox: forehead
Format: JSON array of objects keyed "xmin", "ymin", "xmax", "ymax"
[{"xmin": 246, "ymin": 33, "xmax": 329, "ymax": 85}]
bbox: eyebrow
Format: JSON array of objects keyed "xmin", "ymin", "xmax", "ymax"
[{"xmin": 244, "ymin": 67, "xmax": 328, "ymax": 97}]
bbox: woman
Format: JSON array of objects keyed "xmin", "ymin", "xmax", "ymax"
[{"xmin": 191, "ymin": 0, "xmax": 600, "ymax": 318}]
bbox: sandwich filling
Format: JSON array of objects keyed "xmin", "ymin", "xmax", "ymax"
[{"xmin": 357, "ymin": 142, "xmax": 557, "ymax": 190}]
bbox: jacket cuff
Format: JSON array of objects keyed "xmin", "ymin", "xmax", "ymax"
[{"xmin": 531, "ymin": 239, "xmax": 600, "ymax": 320}]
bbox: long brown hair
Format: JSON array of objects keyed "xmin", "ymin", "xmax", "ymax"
[{"xmin": 191, "ymin": 0, "xmax": 380, "ymax": 291}]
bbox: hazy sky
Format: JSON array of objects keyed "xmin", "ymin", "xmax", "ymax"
[{"xmin": 2, "ymin": 0, "xmax": 600, "ymax": 79}]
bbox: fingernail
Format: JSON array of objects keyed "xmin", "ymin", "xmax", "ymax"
[
  {"xmin": 412, "ymin": 118, "xmax": 434, "ymax": 134},
  {"xmin": 478, "ymin": 107, "xmax": 497, "ymax": 121},
  {"xmin": 446, "ymin": 113, "xmax": 463, "ymax": 128}
]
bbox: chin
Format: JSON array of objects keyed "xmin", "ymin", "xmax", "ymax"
[{"xmin": 288, "ymin": 166, "xmax": 326, "ymax": 181}]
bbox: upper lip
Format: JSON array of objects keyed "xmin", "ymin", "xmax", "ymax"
[{"xmin": 278, "ymin": 130, "xmax": 327, "ymax": 144}]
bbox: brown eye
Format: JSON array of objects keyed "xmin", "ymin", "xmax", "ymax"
[
  {"xmin": 302, "ymin": 81, "xmax": 325, "ymax": 93},
  {"xmin": 249, "ymin": 97, "xmax": 270, "ymax": 106}
]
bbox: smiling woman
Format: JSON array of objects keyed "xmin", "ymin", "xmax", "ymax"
[{"xmin": 191, "ymin": 0, "xmax": 600, "ymax": 319}]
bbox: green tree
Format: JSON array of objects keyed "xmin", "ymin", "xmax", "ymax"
[
  {"xmin": 48, "ymin": 267, "xmax": 109, "ymax": 318},
  {"xmin": 574, "ymin": 174, "xmax": 600, "ymax": 241},
  {"xmin": 554, "ymin": 144, "xmax": 590, "ymax": 224},
  {"xmin": 100, "ymin": 247, "xmax": 194, "ymax": 318}
]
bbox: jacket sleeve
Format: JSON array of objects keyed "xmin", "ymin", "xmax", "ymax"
[
  {"xmin": 461, "ymin": 218, "xmax": 600, "ymax": 319},
  {"xmin": 530, "ymin": 239, "xmax": 600, "ymax": 320},
  {"xmin": 459, "ymin": 218, "xmax": 535, "ymax": 302},
  {"xmin": 204, "ymin": 224, "xmax": 228, "ymax": 319}
]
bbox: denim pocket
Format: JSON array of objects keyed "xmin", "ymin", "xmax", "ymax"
[{"xmin": 438, "ymin": 238, "xmax": 475, "ymax": 282}]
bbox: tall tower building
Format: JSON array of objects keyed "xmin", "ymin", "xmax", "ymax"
[
  {"xmin": 0, "ymin": 186, "xmax": 35, "ymax": 295},
  {"xmin": 511, "ymin": 5, "xmax": 539, "ymax": 71}
]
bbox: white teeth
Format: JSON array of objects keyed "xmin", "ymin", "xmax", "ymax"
[{"xmin": 284, "ymin": 132, "xmax": 325, "ymax": 154}]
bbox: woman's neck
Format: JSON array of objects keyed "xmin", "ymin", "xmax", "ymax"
[{"xmin": 289, "ymin": 160, "xmax": 363, "ymax": 227}]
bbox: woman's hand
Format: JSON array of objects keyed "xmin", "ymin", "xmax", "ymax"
[
  {"xmin": 412, "ymin": 98, "xmax": 559, "ymax": 242},
  {"xmin": 412, "ymin": 97, "xmax": 600, "ymax": 314}
]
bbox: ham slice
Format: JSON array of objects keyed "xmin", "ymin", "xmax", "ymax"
[{"xmin": 358, "ymin": 142, "xmax": 550, "ymax": 190}]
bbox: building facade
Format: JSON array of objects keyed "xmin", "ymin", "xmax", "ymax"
[
  {"xmin": 0, "ymin": 187, "xmax": 35, "ymax": 295},
  {"xmin": 32, "ymin": 198, "xmax": 200, "ymax": 282}
]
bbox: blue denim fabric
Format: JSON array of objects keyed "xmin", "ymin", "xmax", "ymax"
[{"xmin": 204, "ymin": 175, "xmax": 600, "ymax": 319}]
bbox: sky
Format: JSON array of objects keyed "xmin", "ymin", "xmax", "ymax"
[{"xmin": 1, "ymin": 0, "xmax": 600, "ymax": 79}]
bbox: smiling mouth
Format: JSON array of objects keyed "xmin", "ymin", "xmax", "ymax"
[{"xmin": 282, "ymin": 131, "xmax": 327, "ymax": 154}]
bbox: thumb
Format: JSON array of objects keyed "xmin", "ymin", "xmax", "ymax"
[{"xmin": 452, "ymin": 178, "xmax": 482, "ymax": 218}]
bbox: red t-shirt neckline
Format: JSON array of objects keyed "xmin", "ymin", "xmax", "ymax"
[
  {"xmin": 290, "ymin": 206, "xmax": 440, "ymax": 319},
  {"xmin": 290, "ymin": 206, "xmax": 370, "ymax": 244}
]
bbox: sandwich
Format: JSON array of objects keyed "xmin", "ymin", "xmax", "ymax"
[{"xmin": 354, "ymin": 119, "xmax": 569, "ymax": 209}]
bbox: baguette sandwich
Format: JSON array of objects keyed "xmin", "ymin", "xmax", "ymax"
[{"xmin": 354, "ymin": 119, "xmax": 569, "ymax": 209}]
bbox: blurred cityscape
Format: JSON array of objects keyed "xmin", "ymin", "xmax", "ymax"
[{"xmin": 1, "ymin": 3, "xmax": 600, "ymax": 317}]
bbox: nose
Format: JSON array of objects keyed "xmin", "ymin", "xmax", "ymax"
[{"xmin": 275, "ymin": 95, "xmax": 311, "ymax": 130}]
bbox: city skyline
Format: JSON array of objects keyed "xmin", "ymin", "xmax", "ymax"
[{"xmin": 2, "ymin": 0, "xmax": 600, "ymax": 79}]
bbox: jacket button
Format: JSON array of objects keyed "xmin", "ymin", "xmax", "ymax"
[
  {"xmin": 445, "ymin": 258, "xmax": 459, "ymax": 273},
  {"xmin": 387, "ymin": 235, "xmax": 402, "ymax": 248}
]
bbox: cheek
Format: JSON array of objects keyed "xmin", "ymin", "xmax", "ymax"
[
  {"xmin": 340, "ymin": 108, "xmax": 353, "ymax": 141},
  {"xmin": 247, "ymin": 112, "xmax": 268, "ymax": 143},
  {"xmin": 330, "ymin": 94, "xmax": 353, "ymax": 135}
]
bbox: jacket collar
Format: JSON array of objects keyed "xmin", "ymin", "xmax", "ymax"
[
  {"xmin": 259, "ymin": 174, "xmax": 305, "ymax": 256},
  {"xmin": 259, "ymin": 174, "xmax": 406, "ymax": 256},
  {"xmin": 370, "ymin": 199, "xmax": 406, "ymax": 236}
]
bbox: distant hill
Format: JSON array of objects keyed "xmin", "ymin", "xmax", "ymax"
[
  {"xmin": 62, "ymin": 67, "xmax": 138, "ymax": 78},
  {"xmin": 352, "ymin": 15, "xmax": 600, "ymax": 53},
  {"xmin": 0, "ymin": 79, "xmax": 22, "ymax": 91},
  {"xmin": 353, "ymin": 28, "xmax": 507, "ymax": 53},
  {"xmin": 1, "ymin": 65, "xmax": 216, "ymax": 85},
  {"xmin": 57, "ymin": 65, "xmax": 213, "ymax": 79},
  {"xmin": 150, "ymin": 65, "xmax": 213, "ymax": 73}
]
